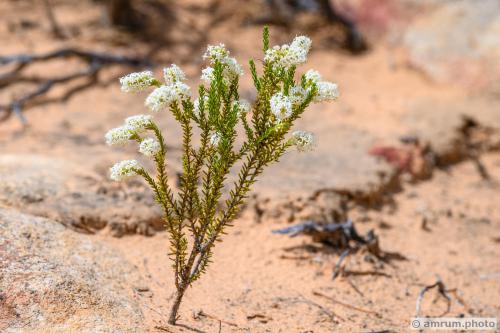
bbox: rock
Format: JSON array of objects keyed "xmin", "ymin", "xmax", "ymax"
[
  {"xmin": 403, "ymin": 0, "xmax": 500, "ymax": 88},
  {"xmin": 0, "ymin": 154, "xmax": 163, "ymax": 236},
  {"xmin": 0, "ymin": 208, "xmax": 146, "ymax": 332},
  {"xmin": 250, "ymin": 125, "xmax": 397, "ymax": 223}
]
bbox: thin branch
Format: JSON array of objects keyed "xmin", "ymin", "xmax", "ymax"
[
  {"xmin": 0, "ymin": 48, "xmax": 151, "ymax": 123},
  {"xmin": 332, "ymin": 249, "xmax": 350, "ymax": 280},
  {"xmin": 312, "ymin": 291, "xmax": 378, "ymax": 315},
  {"xmin": 42, "ymin": 0, "xmax": 65, "ymax": 39},
  {"xmin": 415, "ymin": 277, "xmax": 452, "ymax": 317}
]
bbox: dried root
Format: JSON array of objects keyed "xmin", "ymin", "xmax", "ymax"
[{"xmin": 0, "ymin": 48, "xmax": 151, "ymax": 123}]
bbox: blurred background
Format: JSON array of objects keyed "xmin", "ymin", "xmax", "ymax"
[{"xmin": 0, "ymin": 1, "xmax": 499, "ymax": 332}]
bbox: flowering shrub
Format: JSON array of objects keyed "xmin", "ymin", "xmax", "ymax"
[{"xmin": 105, "ymin": 27, "xmax": 338, "ymax": 325}]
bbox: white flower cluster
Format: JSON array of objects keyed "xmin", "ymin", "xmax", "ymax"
[
  {"xmin": 289, "ymin": 86, "xmax": 308, "ymax": 106},
  {"xmin": 264, "ymin": 35, "xmax": 312, "ymax": 69},
  {"xmin": 163, "ymin": 64, "xmax": 186, "ymax": 85},
  {"xmin": 120, "ymin": 71, "xmax": 156, "ymax": 92},
  {"xmin": 110, "ymin": 160, "xmax": 141, "ymax": 181},
  {"xmin": 201, "ymin": 67, "xmax": 215, "ymax": 85},
  {"xmin": 139, "ymin": 138, "xmax": 161, "ymax": 157},
  {"xmin": 315, "ymin": 81, "xmax": 339, "ymax": 102},
  {"xmin": 233, "ymin": 99, "xmax": 251, "ymax": 116},
  {"xmin": 201, "ymin": 43, "xmax": 243, "ymax": 84},
  {"xmin": 125, "ymin": 114, "xmax": 153, "ymax": 133},
  {"xmin": 203, "ymin": 43, "xmax": 229, "ymax": 62},
  {"xmin": 270, "ymin": 92, "xmax": 292, "ymax": 121},
  {"xmin": 303, "ymin": 69, "xmax": 339, "ymax": 102},
  {"xmin": 264, "ymin": 35, "xmax": 338, "ymax": 124},
  {"xmin": 145, "ymin": 82, "xmax": 191, "ymax": 112},
  {"xmin": 105, "ymin": 114, "xmax": 153, "ymax": 146},
  {"xmin": 292, "ymin": 130, "xmax": 315, "ymax": 152},
  {"xmin": 105, "ymin": 126, "xmax": 134, "ymax": 146},
  {"xmin": 304, "ymin": 69, "xmax": 322, "ymax": 84}
]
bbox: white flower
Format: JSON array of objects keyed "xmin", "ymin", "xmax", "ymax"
[
  {"xmin": 292, "ymin": 131, "xmax": 316, "ymax": 152},
  {"xmin": 222, "ymin": 57, "xmax": 243, "ymax": 80},
  {"xmin": 163, "ymin": 64, "xmax": 186, "ymax": 85},
  {"xmin": 145, "ymin": 82, "xmax": 191, "ymax": 112},
  {"xmin": 270, "ymin": 92, "xmax": 292, "ymax": 120},
  {"xmin": 203, "ymin": 43, "xmax": 229, "ymax": 63},
  {"xmin": 124, "ymin": 114, "xmax": 152, "ymax": 133},
  {"xmin": 201, "ymin": 59, "xmax": 243, "ymax": 85},
  {"xmin": 233, "ymin": 99, "xmax": 250, "ymax": 116},
  {"xmin": 201, "ymin": 67, "xmax": 215, "ymax": 85},
  {"xmin": 119, "ymin": 71, "xmax": 155, "ymax": 92},
  {"xmin": 264, "ymin": 36, "xmax": 310, "ymax": 69},
  {"xmin": 289, "ymin": 86, "xmax": 308, "ymax": 106},
  {"xmin": 193, "ymin": 96, "xmax": 209, "ymax": 118},
  {"xmin": 291, "ymin": 36, "xmax": 312, "ymax": 55},
  {"xmin": 210, "ymin": 132, "xmax": 222, "ymax": 146},
  {"xmin": 110, "ymin": 160, "xmax": 141, "ymax": 181},
  {"xmin": 139, "ymin": 138, "xmax": 161, "ymax": 157},
  {"xmin": 314, "ymin": 81, "xmax": 339, "ymax": 102},
  {"xmin": 265, "ymin": 44, "xmax": 306, "ymax": 69},
  {"xmin": 105, "ymin": 126, "xmax": 134, "ymax": 146},
  {"xmin": 304, "ymin": 69, "xmax": 322, "ymax": 85}
]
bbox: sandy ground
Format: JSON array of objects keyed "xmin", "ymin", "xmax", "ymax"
[
  {"xmin": 102, "ymin": 154, "xmax": 500, "ymax": 332},
  {"xmin": 1, "ymin": 1, "xmax": 499, "ymax": 332}
]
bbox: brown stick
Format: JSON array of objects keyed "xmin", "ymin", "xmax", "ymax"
[
  {"xmin": 332, "ymin": 249, "xmax": 350, "ymax": 280},
  {"xmin": 415, "ymin": 277, "xmax": 452, "ymax": 317},
  {"xmin": 313, "ymin": 291, "xmax": 378, "ymax": 315},
  {"xmin": 42, "ymin": 0, "xmax": 65, "ymax": 39},
  {"xmin": 0, "ymin": 48, "xmax": 151, "ymax": 123},
  {"xmin": 195, "ymin": 310, "xmax": 240, "ymax": 328}
]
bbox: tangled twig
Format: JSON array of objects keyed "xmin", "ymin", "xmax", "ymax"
[
  {"xmin": 273, "ymin": 219, "xmax": 406, "ymax": 279},
  {"xmin": 0, "ymin": 48, "xmax": 152, "ymax": 123},
  {"xmin": 415, "ymin": 276, "xmax": 456, "ymax": 317}
]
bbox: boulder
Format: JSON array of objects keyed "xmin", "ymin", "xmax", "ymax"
[
  {"xmin": 0, "ymin": 154, "xmax": 163, "ymax": 236},
  {"xmin": 403, "ymin": 0, "xmax": 500, "ymax": 88},
  {"xmin": 0, "ymin": 208, "xmax": 146, "ymax": 332}
]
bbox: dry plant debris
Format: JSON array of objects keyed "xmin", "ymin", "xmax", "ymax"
[{"xmin": 0, "ymin": 48, "xmax": 151, "ymax": 123}]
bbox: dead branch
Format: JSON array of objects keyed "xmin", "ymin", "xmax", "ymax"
[
  {"xmin": 0, "ymin": 48, "xmax": 151, "ymax": 123},
  {"xmin": 193, "ymin": 310, "xmax": 240, "ymax": 328},
  {"xmin": 273, "ymin": 219, "xmax": 406, "ymax": 279},
  {"xmin": 415, "ymin": 277, "xmax": 453, "ymax": 317},
  {"xmin": 316, "ymin": 0, "xmax": 367, "ymax": 52},
  {"xmin": 313, "ymin": 290, "xmax": 378, "ymax": 316},
  {"xmin": 332, "ymin": 249, "xmax": 350, "ymax": 279},
  {"xmin": 288, "ymin": 295, "xmax": 345, "ymax": 323},
  {"xmin": 260, "ymin": 0, "xmax": 367, "ymax": 53},
  {"xmin": 42, "ymin": 0, "xmax": 65, "ymax": 39},
  {"xmin": 346, "ymin": 277, "xmax": 365, "ymax": 297}
]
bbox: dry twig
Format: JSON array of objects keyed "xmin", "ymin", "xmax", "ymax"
[
  {"xmin": 312, "ymin": 290, "xmax": 378, "ymax": 316},
  {"xmin": 274, "ymin": 220, "xmax": 406, "ymax": 280},
  {"xmin": 281, "ymin": 295, "xmax": 345, "ymax": 323},
  {"xmin": 42, "ymin": 0, "xmax": 65, "ymax": 39},
  {"xmin": 0, "ymin": 48, "xmax": 151, "ymax": 123},
  {"xmin": 193, "ymin": 310, "xmax": 240, "ymax": 328},
  {"xmin": 415, "ymin": 277, "xmax": 453, "ymax": 317}
]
